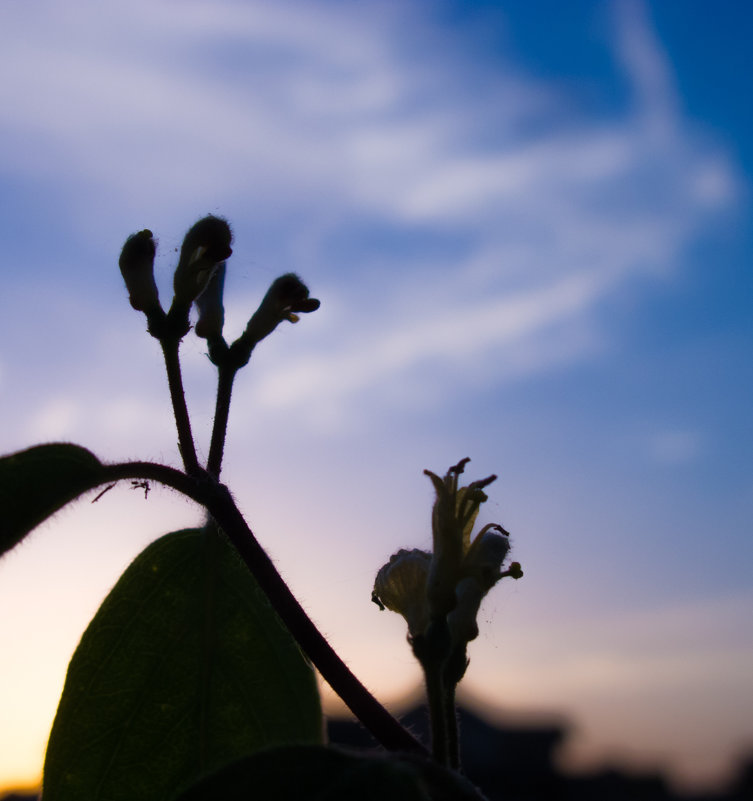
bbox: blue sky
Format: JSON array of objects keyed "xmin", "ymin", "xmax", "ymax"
[{"xmin": 1, "ymin": 0, "xmax": 752, "ymax": 792}]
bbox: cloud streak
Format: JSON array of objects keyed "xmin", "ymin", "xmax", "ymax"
[{"xmin": 0, "ymin": 0, "xmax": 738, "ymax": 430}]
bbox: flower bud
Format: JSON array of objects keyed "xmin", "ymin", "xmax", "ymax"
[
  {"xmin": 461, "ymin": 527, "xmax": 510, "ymax": 592},
  {"xmin": 195, "ymin": 262, "xmax": 225, "ymax": 340},
  {"xmin": 447, "ymin": 576, "xmax": 484, "ymax": 645},
  {"xmin": 236, "ymin": 273, "xmax": 320, "ymax": 355},
  {"xmin": 505, "ymin": 562, "xmax": 524, "ymax": 580},
  {"xmin": 119, "ymin": 229, "xmax": 160, "ymax": 313},
  {"xmin": 173, "ymin": 216, "xmax": 233, "ymax": 306},
  {"xmin": 266, "ymin": 273, "xmax": 321, "ymax": 322}
]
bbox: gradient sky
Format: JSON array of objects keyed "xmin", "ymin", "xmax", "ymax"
[{"xmin": 1, "ymin": 0, "xmax": 752, "ymax": 793}]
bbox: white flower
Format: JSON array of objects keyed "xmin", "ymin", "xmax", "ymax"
[{"xmin": 373, "ymin": 459, "xmax": 522, "ymax": 648}]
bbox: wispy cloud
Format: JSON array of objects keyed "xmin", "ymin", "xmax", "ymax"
[
  {"xmin": 0, "ymin": 0, "xmax": 738, "ymax": 433},
  {"xmin": 249, "ymin": 270, "xmax": 607, "ymax": 419}
]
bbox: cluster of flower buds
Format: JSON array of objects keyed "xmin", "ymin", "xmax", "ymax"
[
  {"xmin": 118, "ymin": 216, "xmax": 319, "ymax": 352},
  {"xmin": 118, "ymin": 215, "xmax": 233, "ymax": 339},
  {"xmin": 372, "ymin": 459, "xmax": 522, "ymax": 651}
]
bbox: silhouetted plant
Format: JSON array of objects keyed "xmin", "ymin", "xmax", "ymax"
[
  {"xmin": 0, "ymin": 216, "xmax": 521, "ymax": 800},
  {"xmin": 373, "ymin": 459, "xmax": 523, "ymax": 768}
]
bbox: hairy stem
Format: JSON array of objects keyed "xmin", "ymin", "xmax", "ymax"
[
  {"xmin": 206, "ymin": 365, "xmax": 236, "ymax": 479},
  {"xmin": 442, "ymin": 646, "xmax": 468, "ymax": 770},
  {"xmin": 424, "ymin": 661, "xmax": 449, "ymax": 766},
  {"xmin": 98, "ymin": 461, "xmax": 427, "ymax": 757},
  {"xmin": 413, "ymin": 621, "xmax": 454, "ymax": 767},
  {"xmin": 161, "ymin": 340, "xmax": 201, "ymax": 476}
]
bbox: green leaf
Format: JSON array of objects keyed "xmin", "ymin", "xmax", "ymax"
[
  {"xmin": 0, "ymin": 443, "xmax": 104, "ymax": 556},
  {"xmin": 43, "ymin": 526, "xmax": 323, "ymax": 801},
  {"xmin": 170, "ymin": 745, "xmax": 487, "ymax": 801}
]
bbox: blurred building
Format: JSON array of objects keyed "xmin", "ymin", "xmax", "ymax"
[{"xmin": 328, "ymin": 704, "xmax": 753, "ymax": 801}]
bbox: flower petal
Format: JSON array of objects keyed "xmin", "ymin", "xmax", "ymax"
[{"xmin": 373, "ymin": 549, "xmax": 432, "ymax": 637}]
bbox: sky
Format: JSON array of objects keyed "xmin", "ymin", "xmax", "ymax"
[{"xmin": 0, "ymin": 0, "xmax": 752, "ymax": 793}]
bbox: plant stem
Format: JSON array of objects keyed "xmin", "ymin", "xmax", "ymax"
[
  {"xmin": 161, "ymin": 339, "xmax": 201, "ymax": 476},
  {"xmin": 443, "ymin": 682, "xmax": 460, "ymax": 769},
  {"xmin": 442, "ymin": 645, "xmax": 468, "ymax": 770},
  {"xmin": 207, "ymin": 483, "xmax": 427, "ymax": 756},
  {"xmin": 98, "ymin": 461, "xmax": 428, "ymax": 757},
  {"xmin": 414, "ymin": 620, "xmax": 455, "ymax": 767},
  {"xmin": 424, "ymin": 661, "xmax": 449, "ymax": 766},
  {"xmin": 206, "ymin": 365, "xmax": 236, "ymax": 479}
]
